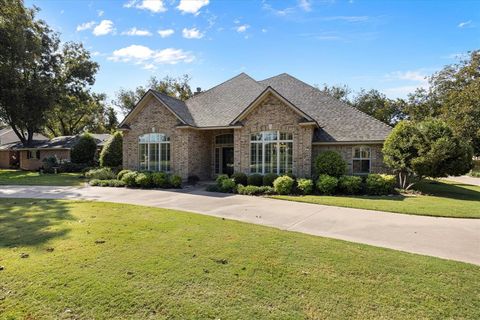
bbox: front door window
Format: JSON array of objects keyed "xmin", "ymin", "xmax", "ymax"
[
  {"xmin": 214, "ymin": 134, "xmax": 234, "ymax": 175},
  {"xmin": 222, "ymin": 147, "xmax": 234, "ymax": 175}
]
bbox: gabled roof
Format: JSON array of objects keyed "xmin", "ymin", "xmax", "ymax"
[
  {"xmin": 120, "ymin": 73, "xmax": 392, "ymax": 142},
  {"xmin": 0, "ymin": 127, "xmax": 48, "ymax": 145},
  {"xmin": 0, "ymin": 133, "xmax": 111, "ymax": 150}
]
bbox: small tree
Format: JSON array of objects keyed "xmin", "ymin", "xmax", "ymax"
[
  {"xmin": 383, "ymin": 119, "xmax": 473, "ymax": 189},
  {"xmin": 71, "ymin": 133, "xmax": 97, "ymax": 164},
  {"xmin": 314, "ymin": 151, "xmax": 347, "ymax": 177},
  {"xmin": 99, "ymin": 131, "xmax": 123, "ymax": 167}
]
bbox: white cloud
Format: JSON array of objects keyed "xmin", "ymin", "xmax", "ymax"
[
  {"xmin": 177, "ymin": 0, "xmax": 209, "ymax": 15},
  {"xmin": 262, "ymin": 28, "xmax": 268, "ymax": 33},
  {"xmin": 93, "ymin": 20, "xmax": 115, "ymax": 36},
  {"xmin": 458, "ymin": 20, "xmax": 472, "ymax": 28},
  {"xmin": 298, "ymin": 0, "xmax": 312, "ymax": 12},
  {"xmin": 108, "ymin": 45, "xmax": 194, "ymax": 69},
  {"xmin": 76, "ymin": 21, "xmax": 96, "ymax": 32},
  {"xmin": 121, "ymin": 27, "xmax": 152, "ymax": 36},
  {"xmin": 124, "ymin": 0, "xmax": 167, "ymax": 13},
  {"xmin": 236, "ymin": 24, "xmax": 249, "ymax": 33},
  {"xmin": 383, "ymin": 69, "xmax": 430, "ymax": 98},
  {"xmin": 263, "ymin": 3, "xmax": 296, "ymax": 17},
  {"xmin": 387, "ymin": 70, "xmax": 428, "ymax": 83},
  {"xmin": 97, "ymin": 10, "xmax": 104, "ymax": 17},
  {"xmin": 182, "ymin": 27, "xmax": 204, "ymax": 39},
  {"xmin": 158, "ymin": 29, "xmax": 175, "ymax": 38}
]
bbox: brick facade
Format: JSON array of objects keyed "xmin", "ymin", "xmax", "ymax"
[{"xmin": 19, "ymin": 149, "xmax": 70, "ymax": 171}]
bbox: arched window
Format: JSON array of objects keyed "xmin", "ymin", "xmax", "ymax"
[
  {"xmin": 138, "ymin": 133, "xmax": 170, "ymax": 171},
  {"xmin": 250, "ymin": 131, "xmax": 293, "ymax": 174},
  {"xmin": 352, "ymin": 146, "xmax": 370, "ymax": 174}
]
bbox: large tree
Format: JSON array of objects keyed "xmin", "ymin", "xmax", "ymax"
[
  {"xmin": 352, "ymin": 89, "xmax": 406, "ymax": 126},
  {"xmin": 319, "ymin": 84, "xmax": 352, "ymax": 103},
  {"xmin": 0, "ymin": 0, "xmax": 60, "ymax": 146},
  {"xmin": 113, "ymin": 75, "xmax": 193, "ymax": 115}
]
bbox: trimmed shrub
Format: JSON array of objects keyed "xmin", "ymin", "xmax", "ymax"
[
  {"xmin": 314, "ymin": 151, "xmax": 347, "ymax": 178},
  {"xmin": 316, "ymin": 174, "xmax": 338, "ymax": 195},
  {"xmin": 219, "ymin": 178, "xmax": 236, "ymax": 193},
  {"xmin": 117, "ymin": 169, "xmax": 133, "ymax": 181},
  {"xmin": 71, "ymin": 133, "xmax": 97, "ymax": 165},
  {"xmin": 231, "ymin": 172, "xmax": 248, "ymax": 186},
  {"xmin": 296, "ymin": 178, "xmax": 314, "ymax": 195},
  {"xmin": 273, "ymin": 175, "xmax": 295, "ymax": 195},
  {"xmin": 99, "ymin": 132, "xmax": 122, "ymax": 167},
  {"xmin": 247, "ymin": 174, "xmax": 263, "ymax": 187},
  {"xmin": 121, "ymin": 171, "xmax": 139, "ymax": 187},
  {"xmin": 135, "ymin": 172, "xmax": 152, "ymax": 188},
  {"xmin": 152, "ymin": 172, "xmax": 169, "ymax": 188},
  {"xmin": 89, "ymin": 179, "xmax": 101, "ymax": 186},
  {"xmin": 237, "ymin": 184, "xmax": 275, "ymax": 196},
  {"xmin": 42, "ymin": 156, "xmax": 59, "ymax": 174},
  {"xmin": 85, "ymin": 167, "xmax": 116, "ymax": 180},
  {"xmin": 216, "ymin": 174, "xmax": 229, "ymax": 185},
  {"xmin": 89, "ymin": 179, "xmax": 126, "ymax": 187},
  {"xmin": 263, "ymin": 173, "xmax": 278, "ymax": 187},
  {"xmin": 366, "ymin": 174, "xmax": 396, "ymax": 195},
  {"xmin": 338, "ymin": 175, "xmax": 363, "ymax": 195},
  {"xmin": 169, "ymin": 175, "xmax": 182, "ymax": 188}
]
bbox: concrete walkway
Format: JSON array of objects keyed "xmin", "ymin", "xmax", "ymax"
[
  {"xmin": 1, "ymin": 185, "xmax": 479, "ymax": 266},
  {"xmin": 444, "ymin": 175, "xmax": 480, "ymax": 186}
]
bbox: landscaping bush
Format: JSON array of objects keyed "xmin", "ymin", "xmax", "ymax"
[
  {"xmin": 58, "ymin": 162, "xmax": 88, "ymax": 173},
  {"xmin": 296, "ymin": 178, "xmax": 314, "ymax": 195},
  {"xmin": 314, "ymin": 151, "xmax": 347, "ymax": 178},
  {"xmin": 42, "ymin": 156, "xmax": 59, "ymax": 174},
  {"xmin": 135, "ymin": 172, "xmax": 152, "ymax": 188},
  {"xmin": 89, "ymin": 179, "xmax": 126, "ymax": 187},
  {"xmin": 99, "ymin": 131, "xmax": 122, "ymax": 167},
  {"xmin": 117, "ymin": 169, "xmax": 133, "ymax": 181},
  {"xmin": 263, "ymin": 173, "xmax": 278, "ymax": 187},
  {"xmin": 152, "ymin": 172, "xmax": 169, "ymax": 188},
  {"xmin": 237, "ymin": 184, "xmax": 275, "ymax": 196},
  {"xmin": 247, "ymin": 173, "xmax": 263, "ymax": 186},
  {"xmin": 273, "ymin": 175, "xmax": 295, "ymax": 195},
  {"xmin": 121, "ymin": 171, "xmax": 139, "ymax": 187},
  {"xmin": 316, "ymin": 174, "xmax": 338, "ymax": 195},
  {"xmin": 71, "ymin": 133, "xmax": 97, "ymax": 165},
  {"xmin": 231, "ymin": 172, "xmax": 248, "ymax": 186},
  {"xmin": 219, "ymin": 178, "xmax": 236, "ymax": 193},
  {"xmin": 169, "ymin": 174, "xmax": 182, "ymax": 188},
  {"xmin": 366, "ymin": 174, "xmax": 396, "ymax": 195},
  {"xmin": 85, "ymin": 167, "xmax": 116, "ymax": 180},
  {"xmin": 338, "ymin": 175, "xmax": 363, "ymax": 195}
]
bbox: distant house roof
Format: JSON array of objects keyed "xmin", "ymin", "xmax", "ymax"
[
  {"xmin": 0, "ymin": 127, "xmax": 48, "ymax": 146},
  {"xmin": 119, "ymin": 73, "xmax": 392, "ymax": 142},
  {"xmin": 0, "ymin": 133, "xmax": 111, "ymax": 151}
]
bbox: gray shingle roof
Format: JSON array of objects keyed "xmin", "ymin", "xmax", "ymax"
[
  {"xmin": 0, "ymin": 134, "xmax": 111, "ymax": 150},
  {"xmin": 141, "ymin": 73, "xmax": 392, "ymax": 142}
]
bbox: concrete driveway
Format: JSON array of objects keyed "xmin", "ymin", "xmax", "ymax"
[
  {"xmin": 444, "ymin": 175, "xmax": 480, "ymax": 186},
  {"xmin": 1, "ymin": 185, "xmax": 479, "ymax": 266}
]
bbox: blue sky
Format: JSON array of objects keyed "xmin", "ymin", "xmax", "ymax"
[{"xmin": 28, "ymin": 0, "xmax": 479, "ymax": 109}]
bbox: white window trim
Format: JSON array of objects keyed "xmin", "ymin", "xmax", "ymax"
[
  {"xmin": 138, "ymin": 133, "xmax": 170, "ymax": 172},
  {"xmin": 352, "ymin": 146, "xmax": 371, "ymax": 175},
  {"xmin": 250, "ymin": 130, "xmax": 293, "ymax": 175}
]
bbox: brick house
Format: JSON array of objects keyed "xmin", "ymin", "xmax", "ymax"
[{"xmin": 119, "ymin": 73, "xmax": 392, "ymax": 180}]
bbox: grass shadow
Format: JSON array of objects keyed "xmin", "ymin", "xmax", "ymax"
[
  {"xmin": 0, "ymin": 199, "xmax": 74, "ymax": 247},
  {"xmin": 415, "ymin": 180, "xmax": 480, "ymax": 201}
]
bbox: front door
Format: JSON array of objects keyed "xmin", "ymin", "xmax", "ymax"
[{"xmin": 222, "ymin": 147, "xmax": 234, "ymax": 176}]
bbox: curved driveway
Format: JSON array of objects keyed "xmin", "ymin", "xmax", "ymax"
[{"xmin": 1, "ymin": 185, "xmax": 479, "ymax": 266}]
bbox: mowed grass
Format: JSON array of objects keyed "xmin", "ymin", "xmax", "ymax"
[
  {"xmin": 273, "ymin": 179, "xmax": 480, "ymax": 218},
  {"xmin": 0, "ymin": 200, "xmax": 479, "ymax": 319},
  {"xmin": 0, "ymin": 170, "xmax": 84, "ymax": 186}
]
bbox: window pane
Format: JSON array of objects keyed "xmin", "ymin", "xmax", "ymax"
[
  {"xmin": 160, "ymin": 143, "xmax": 171, "ymax": 172},
  {"xmin": 264, "ymin": 131, "xmax": 277, "ymax": 141},
  {"xmin": 264, "ymin": 142, "xmax": 277, "ymax": 174},
  {"xmin": 250, "ymin": 143, "xmax": 263, "ymax": 173},
  {"xmin": 279, "ymin": 142, "xmax": 293, "ymax": 174},
  {"xmin": 280, "ymin": 132, "xmax": 292, "ymax": 141},
  {"xmin": 353, "ymin": 159, "xmax": 370, "ymax": 174},
  {"xmin": 149, "ymin": 144, "xmax": 159, "ymax": 171},
  {"xmin": 215, "ymin": 148, "xmax": 220, "ymax": 174},
  {"xmin": 354, "ymin": 147, "xmax": 360, "ymax": 158},
  {"xmin": 139, "ymin": 144, "xmax": 148, "ymax": 170},
  {"xmin": 215, "ymin": 134, "xmax": 233, "ymax": 145}
]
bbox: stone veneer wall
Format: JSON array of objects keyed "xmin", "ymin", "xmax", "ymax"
[
  {"xmin": 234, "ymin": 93, "xmax": 314, "ymax": 177},
  {"xmin": 311, "ymin": 143, "xmax": 388, "ymax": 175}
]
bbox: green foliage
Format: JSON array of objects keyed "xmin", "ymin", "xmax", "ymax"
[
  {"xmin": 99, "ymin": 132, "xmax": 122, "ymax": 167},
  {"xmin": 219, "ymin": 178, "xmax": 236, "ymax": 193},
  {"xmin": 58, "ymin": 162, "xmax": 88, "ymax": 173},
  {"xmin": 296, "ymin": 178, "xmax": 314, "ymax": 195},
  {"xmin": 352, "ymin": 89, "xmax": 405, "ymax": 126},
  {"xmin": 366, "ymin": 174, "xmax": 396, "ymax": 195},
  {"xmin": 117, "ymin": 169, "xmax": 133, "ymax": 181},
  {"xmin": 42, "ymin": 156, "xmax": 59, "ymax": 174},
  {"xmin": 71, "ymin": 133, "xmax": 97, "ymax": 165},
  {"xmin": 152, "ymin": 172, "xmax": 169, "ymax": 188},
  {"xmin": 237, "ymin": 184, "xmax": 275, "ymax": 196},
  {"xmin": 85, "ymin": 167, "xmax": 116, "ymax": 180},
  {"xmin": 314, "ymin": 151, "xmax": 347, "ymax": 178},
  {"xmin": 231, "ymin": 172, "xmax": 248, "ymax": 186},
  {"xmin": 273, "ymin": 175, "xmax": 295, "ymax": 195},
  {"xmin": 263, "ymin": 173, "xmax": 279, "ymax": 187},
  {"xmin": 316, "ymin": 175, "xmax": 338, "ymax": 195},
  {"xmin": 169, "ymin": 175, "xmax": 182, "ymax": 188},
  {"xmin": 89, "ymin": 179, "xmax": 126, "ymax": 187},
  {"xmin": 135, "ymin": 172, "xmax": 152, "ymax": 188},
  {"xmin": 338, "ymin": 176, "xmax": 363, "ymax": 195},
  {"xmin": 121, "ymin": 171, "xmax": 139, "ymax": 187},
  {"xmin": 383, "ymin": 120, "xmax": 473, "ymax": 189},
  {"xmin": 247, "ymin": 174, "xmax": 263, "ymax": 187}
]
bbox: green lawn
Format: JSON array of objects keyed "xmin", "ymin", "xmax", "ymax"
[
  {"xmin": 273, "ymin": 179, "xmax": 480, "ymax": 218},
  {"xmin": 0, "ymin": 170, "xmax": 84, "ymax": 186},
  {"xmin": 0, "ymin": 199, "xmax": 479, "ymax": 319}
]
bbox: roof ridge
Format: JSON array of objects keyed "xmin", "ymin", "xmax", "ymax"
[
  {"xmin": 151, "ymin": 89, "xmax": 186, "ymax": 103},
  {"xmin": 186, "ymin": 72, "xmax": 259, "ymax": 101}
]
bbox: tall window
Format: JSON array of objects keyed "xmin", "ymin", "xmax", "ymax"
[
  {"xmin": 352, "ymin": 146, "xmax": 371, "ymax": 174},
  {"xmin": 250, "ymin": 131, "xmax": 293, "ymax": 175},
  {"xmin": 139, "ymin": 133, "xmax": 170, "ymax": 171}
]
